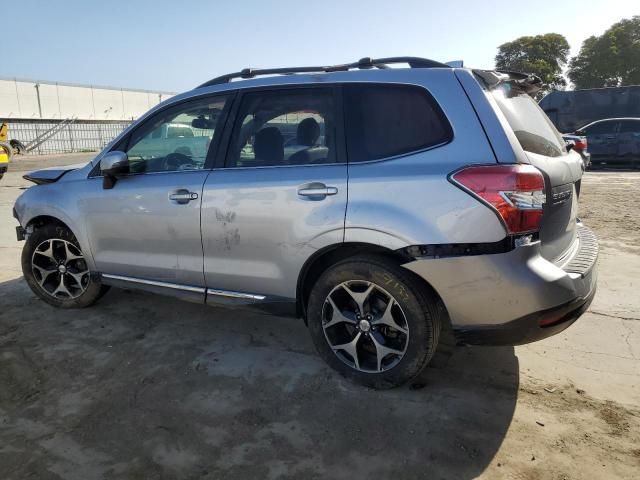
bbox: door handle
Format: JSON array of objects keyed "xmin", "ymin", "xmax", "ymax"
[
  {"xmin": 297, "ymin": 185, "xmax": 338, "ymax": 198},
  {"xmin": 169, "ymin": 189, "xmax": 199, "ymax": 204}
]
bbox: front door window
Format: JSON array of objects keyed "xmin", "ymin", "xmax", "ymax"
[{"xmin": 126, "ymin": 95, "xmax": 229, "ymax": 173}]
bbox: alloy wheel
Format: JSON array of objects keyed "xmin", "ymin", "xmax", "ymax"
[
  {"xmin": 321, "ymin": 280, "xmax": 410, "ymax": 373},
  {"xmin": 31, "ymin": 239, "xmax": 89, "ymax": 299}
]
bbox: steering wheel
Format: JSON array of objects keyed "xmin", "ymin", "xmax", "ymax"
[{"xmin": 162, "ymin": 152, "xmax": 195, "ymax": 171}]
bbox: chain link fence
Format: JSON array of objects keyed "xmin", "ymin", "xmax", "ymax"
[{"xmin": 1, "ymin": 119, "xmax": 132, "ymax": 155}]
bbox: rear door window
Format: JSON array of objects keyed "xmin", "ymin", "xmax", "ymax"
[
  {"xmin": 492, "ymin": 86, "xmax": 566, "ymax": 158},
  {"xmin": 226, "ymin": 88, "xmax": 337, "ymax": 168},
  {"xmin": 343, "ymin": 84, "xmax": 452, "ymax": 162}
]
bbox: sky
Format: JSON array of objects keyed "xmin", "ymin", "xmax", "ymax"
[{"xmin": 3, "ymin": 0, "xmax": 639, "ymax": 93}]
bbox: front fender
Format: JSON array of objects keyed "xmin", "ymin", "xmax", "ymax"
[{"xmin": 14, "ymin": 184, "xmax": 97, "ymax": 271}]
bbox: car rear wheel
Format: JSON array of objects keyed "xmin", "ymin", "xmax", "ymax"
[
  {"xmin": 21, "ymin": 224, "xmax": 108, "ymax": 308},
  {"xmin": 307, "ymin": 254, "xmax": 442, "ymax": 389}
]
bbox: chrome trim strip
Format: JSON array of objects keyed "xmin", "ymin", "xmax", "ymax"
[
  {"xmin": 89, "ymin": 168, "xmax": 207, "ymax": 179},
  {"xmin": 206, "ymin": 288, "xmax": 266, "ymax": 301},
  {"xmin": 214, "ymin": 161, "xmax": 346, "ymax": 171},
  {"xmin": 101, "ymin": 274, "xmax": 205, "ymax": 293}
]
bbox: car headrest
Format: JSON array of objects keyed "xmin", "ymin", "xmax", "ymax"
[
  {"xmin": 296, "ymin": 118, "xmax": 320, "ymax": 146},
  {"xmin": 254, "ymin": 127, "xmax": 284, "ymax": 165}
]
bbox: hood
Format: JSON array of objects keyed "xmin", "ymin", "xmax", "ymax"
[{"xmin": 23, "ymin": 162, "xmax": 88, "ymax": 185}]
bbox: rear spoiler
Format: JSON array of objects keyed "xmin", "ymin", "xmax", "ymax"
[{"xmin": 473, "ymin": 69, "xmax": 543, "ymax": 95}]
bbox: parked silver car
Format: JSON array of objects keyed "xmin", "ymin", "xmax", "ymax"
[{"xmin": 13, "ymin": 57, "xmax": 598, "ymax": 388}]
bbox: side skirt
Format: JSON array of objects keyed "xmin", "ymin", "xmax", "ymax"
[
  {"xmin": 99, "ymin": 273, "xmax": 297, "ymax": 317},
  {"xmin": 101, "ymin": 273, "xmax": 206, "ymax": 303}
]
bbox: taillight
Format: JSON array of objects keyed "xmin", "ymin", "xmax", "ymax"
[
  {"xmin": 450, "ymin": 164, "xmax": 546, "ymax": 234},
  {"xmin": 573, "ymin": 139, "xmax": 587, "ymax": 152}
]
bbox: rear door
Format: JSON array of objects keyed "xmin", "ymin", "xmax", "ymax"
[
  {"xmin": 617, "ymin": 119, "xmax": 640, "ymax": 168},
  {"xmin": 201, "ymin": 86, "xmax": 347, "ymax": 301},
  {"xmin": 489, "ymin": 85, "xmax": 583, "ymax": 262},
  {"xmin": 584, "ymin": 120, "xmax": 620, "ymax": 165}
]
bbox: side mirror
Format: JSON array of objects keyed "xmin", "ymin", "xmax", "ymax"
[
  {"xmin": 100, "ymin": 151, "xmax": 129, "ymax": 189},
  {"xmin": 574, "ymin": 129, "xmax": 586, "ymax": 136}
]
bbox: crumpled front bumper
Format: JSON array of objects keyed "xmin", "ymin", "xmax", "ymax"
[{"xmin": 402, "ymin": 223, "xmax": 598, "ymax": 346}]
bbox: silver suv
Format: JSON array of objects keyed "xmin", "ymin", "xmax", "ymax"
[{"xmin": 13, "ymin": 57, "xmax": 598, "ymax": 388}]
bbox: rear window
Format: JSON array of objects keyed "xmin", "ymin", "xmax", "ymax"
[
  {"xmin": 344, "ymin": 84, "xmax": 452, "ymax": 162},
  {"xmin": 492, "ymin": 85, "xmax": 566, "ymax": 158}
]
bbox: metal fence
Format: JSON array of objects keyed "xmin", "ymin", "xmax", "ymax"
[{"xmin": 1, "ymin": 118, "xmax": 132, "ymax": 155}]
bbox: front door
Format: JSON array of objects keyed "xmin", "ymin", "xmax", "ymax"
[
  {"xmin": 82, "ymin": 94, "xmax": 231, "ymax": 287},
  {"xmin": 201, "ymin": 87, "xmax": 347, "ymax": 301}
]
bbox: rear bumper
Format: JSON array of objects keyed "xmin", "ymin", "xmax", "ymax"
[
  {"xmin": 454, "ymin": 285, "xmax": 596, "ymax": 345},
  {"xmin": 402, "ymin": 223, "xmax": 598, "ymax": 346}
]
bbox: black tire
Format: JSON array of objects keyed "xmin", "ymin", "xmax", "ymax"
[
  {"xmin": 21, "ymin": 223, "xmax": 109, "ymax": 308},
  {"xmin": 10, "ymin": 139, "xmax": 26, "ymax": 155},
  {"xmin": 307, "ymin": 254, "xmax": 442, "ymax": 389}
]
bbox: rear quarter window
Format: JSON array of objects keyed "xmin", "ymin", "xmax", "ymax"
[{"xmin": 343, "ymin": 84, "xmax": 452, "ymax": 162}]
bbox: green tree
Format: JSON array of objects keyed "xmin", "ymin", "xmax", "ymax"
[
  {"xmin": 495, "ymin": 33, "xmax": 570, "ymax": 97},
  {"xmin": 568, "ymin": 16, "xmax": 640, "ymax": 89}
]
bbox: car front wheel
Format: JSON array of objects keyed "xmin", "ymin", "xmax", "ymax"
[
  {"xmin": 307, "ymin": 254, "xmax": 442, "ymax": 389},
  {"xmin": 21, "ymin": 223, "xmax": 108, "ymax": 308}
]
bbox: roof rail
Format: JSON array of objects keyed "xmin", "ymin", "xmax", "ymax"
[{"xmin": 196, "ymin": 56, "xmax": 451, "ymax": 88}]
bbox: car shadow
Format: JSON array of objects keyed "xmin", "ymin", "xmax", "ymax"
[
  {"xmin": 0, "ymin": 277, "xmax": 517, "ymax": 479},
  {"xmin": 587, "ymin": 166, "xmax": 639, "ymax": 172}
]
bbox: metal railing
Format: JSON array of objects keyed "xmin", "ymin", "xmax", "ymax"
[{"xmin": 1, "ymin": 119, "xmax": 132, "ymax": 155}]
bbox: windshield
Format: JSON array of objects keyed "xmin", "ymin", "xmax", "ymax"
[{"xmin": 492, "ymin": 85, "xmax": 566, "ymax": 158}]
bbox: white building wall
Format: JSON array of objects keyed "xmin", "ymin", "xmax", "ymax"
[
  {"xmin": 0, "ymin": 78, "xmax": 174, "ymax": 120},
  {"xmin": 14, "ymin": 81, "xmax": 42, "ymax": 119},
  {"xmin": 0, "ymin": 80, "xmax": 21, "ymax": 117},
  {"xmin": 57, "ymin": 84, "xmax": 95, "ymax": 119}
]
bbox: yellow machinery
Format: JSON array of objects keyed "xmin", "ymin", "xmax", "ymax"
[{"xmin": 0, "ymin": 123, "xmax": 11, "ymax": 180}]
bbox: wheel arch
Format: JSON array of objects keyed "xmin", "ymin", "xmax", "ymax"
[
  {"xmin": 296, "ymin": 242, "xmax": 449, "ymax": 324},
  {"xmin": 26, "ymin": 215, "xmax": 73, "ymax": 233},
  {"xmin": 22, "ymin": 212, "xmax": 96, "ymax": 271}
]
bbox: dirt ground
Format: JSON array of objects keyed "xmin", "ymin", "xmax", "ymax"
[{"xmin": 0, "ymin": 154, "xmax": 639, "ymax": 479}]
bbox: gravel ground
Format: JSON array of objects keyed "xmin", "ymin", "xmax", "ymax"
[{"xmin": 0, "ymin": 157, "xmax": 639, "ymax": 479}]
